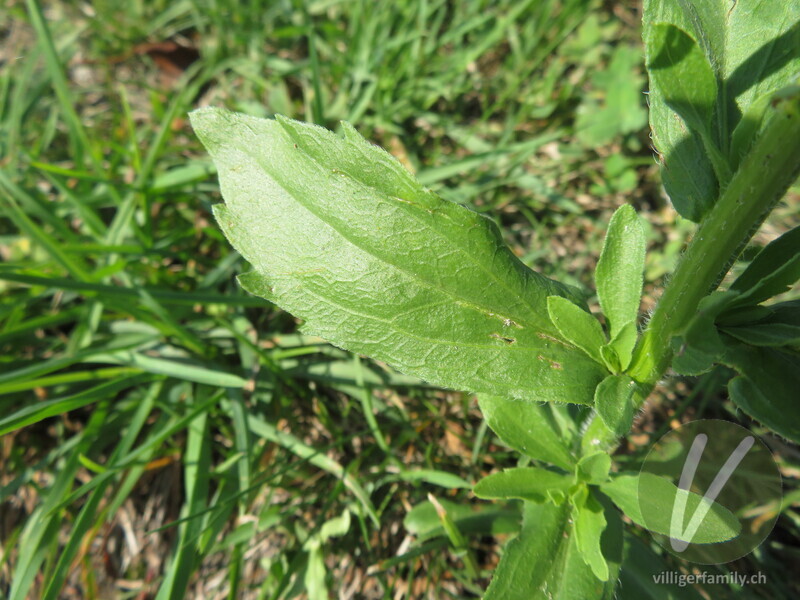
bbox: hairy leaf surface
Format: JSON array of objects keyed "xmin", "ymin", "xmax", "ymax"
[
  {"xmin": 644, "ymin": 0, "xmax": 800, "ymax": 221},
  {"xmin": 484, "ymin": 501, "xmax": 619, "ymax": 599},
  {"xmin": 600, "ymin": 473, "xmax": 741, "ymax": 544},
  {"xmin": 595, "ymin": 204, "xmax": 646, "ymax": 338},
  {"xmin": 477, "ymin": 396, "xmax": 576, "ymax": 469},
  {"xmin": 473, "ymin": 467, "xmax": 573, "ymax": 504},
  {"xmin": 594, "ymin": 374, "xmax": 637, "ymax": 439},
  {"xmin": 192, "ymin": 108, "xmax": 606, "ymax": 402},
  {"xmin": 574, "ymin": 490, "xmax": 610, "ymax": 582}
]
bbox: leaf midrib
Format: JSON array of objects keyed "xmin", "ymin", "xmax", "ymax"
[{"xmin": 263, "ymin": 124, "xmax": 555, "ymax": 332}]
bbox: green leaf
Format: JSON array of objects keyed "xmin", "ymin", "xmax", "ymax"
[
  {"xmin": 720, "ymin": 300, "xmax": 800, "ymax": 334},
  {"xmin": 647, "ymin": 24, "xmax": 717, "ymax": 137},
  {"xmin": 595, "ymin": 204, "xmax": 646, "ymax": 338},
  {"xmin": 606, "ymin": 320, "xmax": 638, "ymax": 371},
  {"xmin": 670, "ymin": 291, "xmax": 738, "ymax": 375},
  {"xmin": 618, "ymin": 534, "xmax": 705, "ymax": 600},
  {"xmin": 484, "ymin": 501, "xmax": 618, "ymax": 600},
  {"xmin": 722, "ymin": 341, "xmax": 800, "ymax": 443},
  {"xmin": 474, "ymin": 467, "xmax": 573, "ymax": 504},
  {"xmin": 723, "ymin": 322, "xmax": 800, "ymax": 347},
  {"xmin": 594, "ymin": 374, "xmax": 637, "ymax": 438},
  {"xmin": 599, "ymin": 344, "xmax": 621, "ymax": 374},
  {"xmin": 716, "ymin": 304, "xmax": 774, "ymax": 327},
  {"xmin": 316, "ymin": 509, "xmax": 351, "ymax": 542},
  {"xmin": 425, "ymin": 495, "xmax": 479, "ymax": 578},
  {"xmin": 669, "ymin": 335, "xmax": 717, "ymax": 376},
  {"xmin": 397, "ymin": 469, "xmax": 471, "ymax": 489},
  {"xmin": 403, "ymin": 498, "xmax": 519, "ymax": 543},
  {"xmin": 547, "ymin": 295, "xmax": 607, "ymax": 365},
  {"xmin": 478, "ymin": 395, "xmax": 576, "ymax": 470},
  {"xmin": 727, "ymin": 224, "xmax": 800, "ymax": 308},
  {"xmin": 729, "ymin": 89, "xmax": 776, "ymax": 167},
  {"xmin": 600, "ymin": 473, "xmax": 741, "ymax": 544},
  {"xmin": 192, "ymin": 108, "xmax": 606, "ymax": 403},
  {"xmin": 574, "ymin": 490, "xmax": 609, "ymax": 581},
  {"xmin": 643, "ymin": 0, "xmax": 800, "ymax": 221},
  {"xmin": 646, "ymin": 24, "xmax": 728, "ymax": 183},
  {"xmin": 576, "ymin": 452, "xmax": 612, "ymax": 485}
]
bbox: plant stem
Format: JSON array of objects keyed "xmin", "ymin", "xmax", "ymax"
[
  {"xmin": 629, "ymin": 91, "xmax": 800, "ymax": 389},
  {"xmin": 585, "ymin": 91, "xmax": 800, "ymax": 452}
]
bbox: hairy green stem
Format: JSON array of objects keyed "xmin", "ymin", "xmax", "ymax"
[{"xmin": 584, "ymin": 91, "xmax": 800, "ymax": 452}]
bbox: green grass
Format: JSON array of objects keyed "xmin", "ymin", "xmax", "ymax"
[{"xmin": 1, "ymin": 0, "xmax": 798, "ymax": 598}]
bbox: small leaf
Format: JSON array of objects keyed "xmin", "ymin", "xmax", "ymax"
[
  {"xmin": 574, "ymin": 491, "xmax": 609, "ymax": 581},
  {"xmin": 722, "ymin": 341, "xmax": 800, "ymax": 444},
  {"xmin": 304, "ymin": 543, "xmax": 327, "ymax": 600},
  {"xmin": 547, "ymin": 295, "xmax": 607, "ymax": 365},
  {"xmin": 716, "ymin": 304, "xmax": 774, "ymax": 327},
  {"xmin": 317, "ymin": 509, "xmax": 351, "ymax": 542},
  {"xmin": 192, "ymin": 108, "xmax": 607, "ymax": 403},
  {"xmin": 403, "ymin": 499, "xmax": 519, "ymax": 542},
  {"xmin": 595, "ymin": 204, "xmax": 646, "ymax": 338},
  {"xmin": 576, "ymin": 452, "xmax": 612, "ymax": 485},
  {"xmin": 722, "ymin": 322, "xmax": 800, "ymax": 347},
  {"xmin": 473, "ymin": 467, "xmax": 573, "ymax": 504},
  {"xmin": 600, "ymin": 473, "xmax": 741, "ymax": 544},
  {"xmin": 670, "ymin": 291, "xmax": 739, "ymax": 375},
  {"xmin": 607, "ymin": 320, "xmax": 637, "ymax": 371},
  {"xmin": 427, "ymin": 494, "xmax": 469, "ymax": 552},
  {"xmin": 727, "ymin": 224, "xmax": 800, "ymax": 308},
  {"xmin": 669, "ymin": 335, "xmax": 718, "ymax": 376},
  {"xmin": 599, "ymin": 344, "xmax": 621, "ymax": 374},
  {"xmin": 478, "ymin": 395, "xmax": 576, "ymax": 470},
  {"xmin": 594, "ymin": 374, "xmax": 636, "ymax": 438},
  {"xmin": 721, "ymin": 298, "xmax": 800, "ymax": 347},
  {"xmin": 397, "ymin": 469, "xmax": 471, "ymax": 489}
]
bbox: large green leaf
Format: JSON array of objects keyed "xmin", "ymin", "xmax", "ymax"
[
  {"xmin": 647, "ymin": 23, "xmax": 717, "ymax": 135},
  {"xmin": 646, "ymin": 24, "xmax": 721, "ymax": 173},
  {"xmin": 600, "ymin": 473, "xmax": 741, "ymax": 544},
  {"xmin": 191, "ymin": 109, "xmax": 606, "ymax": 403},
  {"xmin": 477, "ymin": 395, "xmax": 576, "ymax": 470},
  {"xmin": 643, "ymin": 0, "xmax": 800, "ymax": 221},
  {"xmin": 484, "ymin": 501, "xmax": 619, "ymax": 599}
]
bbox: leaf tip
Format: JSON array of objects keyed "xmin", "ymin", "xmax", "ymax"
[{"xmin": 189, "ymin": 106, "xmax": 234, "ymax": 150}]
